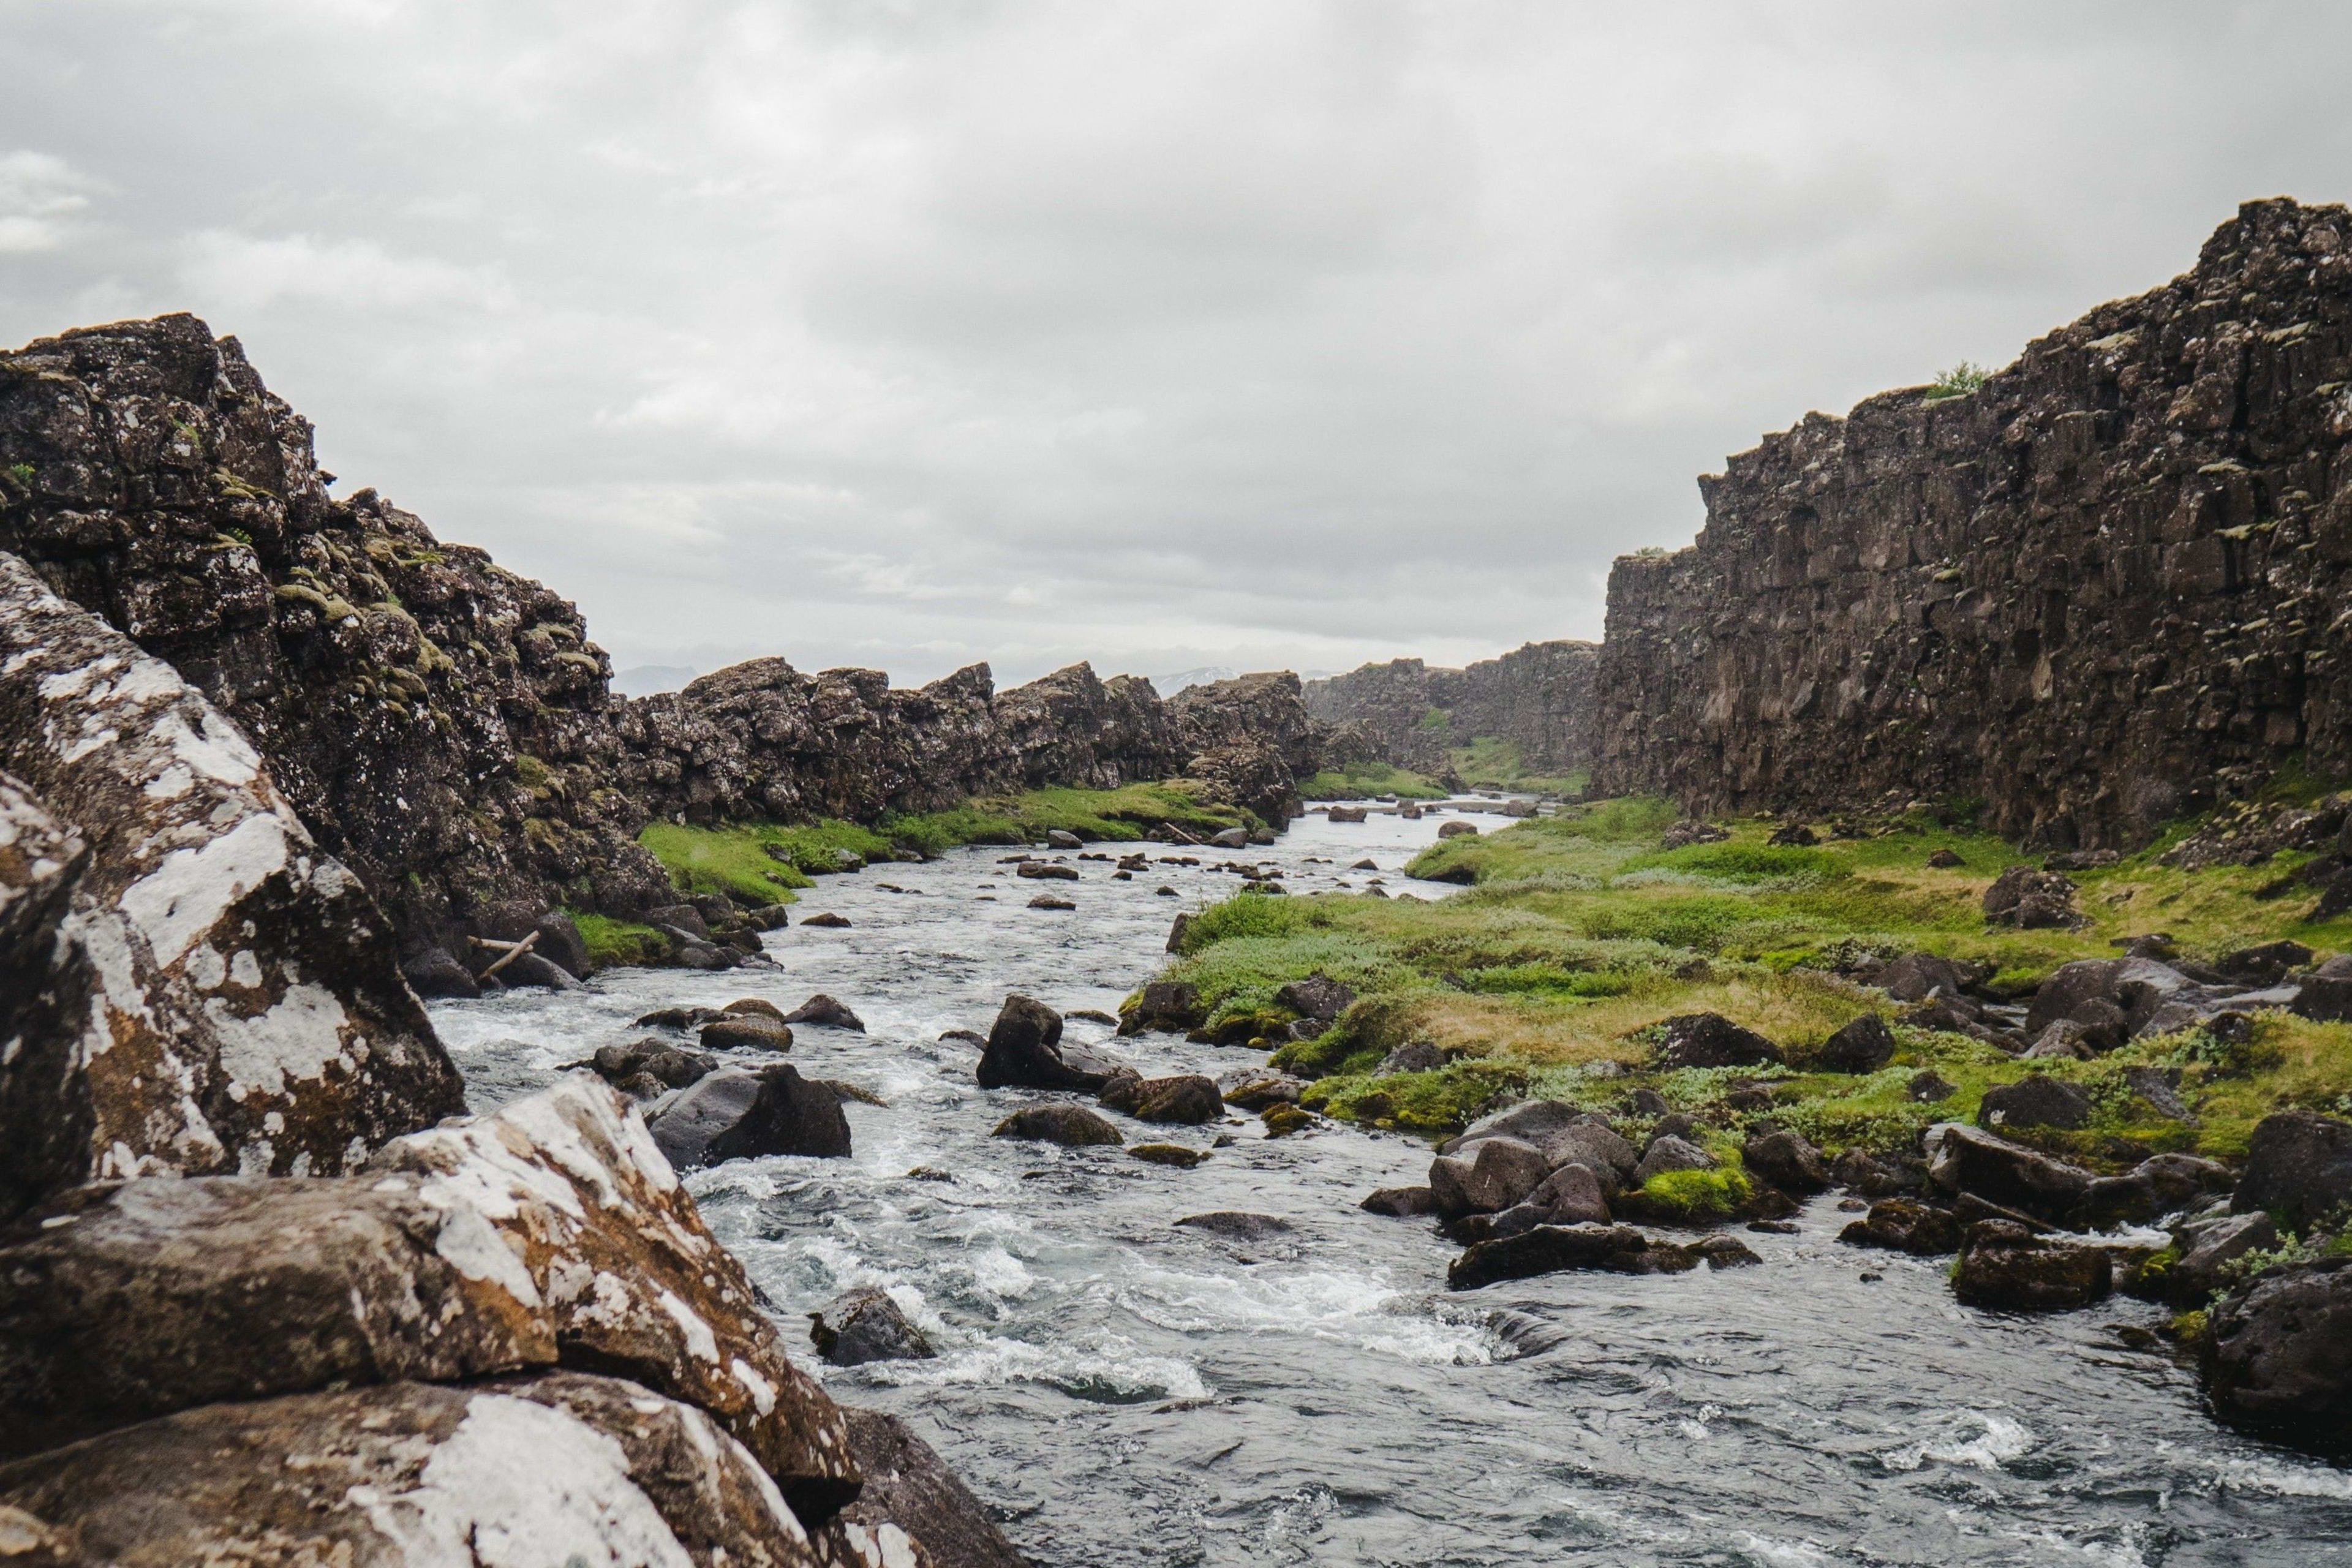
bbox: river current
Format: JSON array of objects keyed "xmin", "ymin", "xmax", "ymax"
[{"xmin": 429, "ymin": 810, "xmax": 2352, "ymax": 1567}]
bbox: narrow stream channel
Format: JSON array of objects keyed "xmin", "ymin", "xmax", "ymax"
[{"xmin": 429, "ymin": 811, "xmax": 2352, "ymax": 1567}]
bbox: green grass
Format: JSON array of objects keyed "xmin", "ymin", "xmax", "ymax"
[
  {"xmin": 1298, "ymin": 760, "xmax": 1449, "ymax": 800},
  {"xmin": 1136, "ymin": 794, "xmax": 2352, "ymax": 1166},
  {"xmin": 1449, "ymin": 735, "xmax": 1588, "ymax": 797},
  {"xmin": 638, "ymin": 782, "xmax": 1254, "ymax": 907},
  {"xmin": 567, "ymin": 910, "xmax": 671, "ymax": 970}
]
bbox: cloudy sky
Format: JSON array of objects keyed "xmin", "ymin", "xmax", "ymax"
[{"xmin": 4, "ymin": 2, "xmax": 2347, "ymax": 690}]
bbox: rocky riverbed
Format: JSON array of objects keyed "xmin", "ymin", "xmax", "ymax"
[{"xmin": 432, "ymin": 808, "xmax": 2352, "ymax": 1567}]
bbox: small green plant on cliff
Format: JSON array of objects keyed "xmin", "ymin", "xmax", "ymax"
[
  {"xmin": 566, "ymin": 910, "xmax": 670, "ymax": 970},
  {"xmin": 1925, "ymin": 361, "xmax": 1992, "ymax": 400}
]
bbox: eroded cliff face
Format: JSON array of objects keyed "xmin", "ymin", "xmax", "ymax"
[
  {"xmin": 1303, "ymin": 641, "xmax": 1599, "ymax": 775},
  {"xmin": 1593, "ymin": 198, "xmax": 2352, "ymax": 848},
  {"xmin": 618, "ymin": 658, "xmax": 1193, "ymax": 827},
  {"xmin": 0, "ymin": 315, "xmax": 669, "ymax": 960}
]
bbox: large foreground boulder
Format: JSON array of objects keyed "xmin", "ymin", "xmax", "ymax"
[
  {"xmin": 0, "ymin": 1373, "xmax": 826, "ymax": 1567},
  {"xmin": 2202, "ymin": 1256, "xmax": 2352, "ymax": 1455},
  {"xmin": 0, "ymin": 553, "xmax": 463, "ymax": 1219},
  {"xmin": 975, "ymin": 995, "xmax": 1119, "ymax": 1092},
  {"xmin": 647, "ymin": 1066, "xmax": 854, "ymax": 1169},
  {"xmin": 0, "ymin": 1076, "xmax": 860, "ymax": 1521}
]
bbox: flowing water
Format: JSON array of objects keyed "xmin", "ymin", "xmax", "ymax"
[{"xmin": 430, "ymin": 810, "xmax": 2352, "ymax": 1567}]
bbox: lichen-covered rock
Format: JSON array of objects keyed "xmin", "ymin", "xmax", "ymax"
[
  {"xmin": 1924, "ymin": 1123, "xmax": 2095, "ymax": 1224},
  {"xmin": 0, "ymin": 1373, "xmax": 824, "ymax": 1567},
  {"xmin": 0, "ymin": 315, "xmax": 671, "ymax": 965},
  {"xmin": 364, "ymin": 1076, "xmax": 861, "ymax": 1521},
  {"xmin": 0, "ymin": 552, "xmax": 461, "ymax": 1219},
  {"xmin": 808, "ymin": 1289, "xmax": 935, "ymax": 1368},
  {"xmin": 991, "ymin": 1103, "xmax": 1123, "ymax": 1147},
  {"xmin": 1591, "ymin": 198, "xmax": 2352, "ymax": 851},
  {"xmin": 1097, "ymin": 1073, "xmax": 1221, "ymax": 1125}
]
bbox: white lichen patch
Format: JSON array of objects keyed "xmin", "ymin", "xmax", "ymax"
[
  {"xmin": 206, "ymin": 981, "xmax": 355, "ymax": 1102},
  {"xmin": 120, "ymin": 812, "xmax": 291, "ymax": 969},
  {"xmin": 352, "ymin": 1394, "xmax": 695, "ymax": 1568}
]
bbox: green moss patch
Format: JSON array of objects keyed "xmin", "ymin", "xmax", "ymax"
[{"xmin": 567, "ymin": 910, "xmax": 670, "ymax": 970}]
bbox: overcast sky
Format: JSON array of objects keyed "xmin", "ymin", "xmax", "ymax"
[{"xmin": 4, "ymin": 2, "xmax": 2348, "ymax": 689}]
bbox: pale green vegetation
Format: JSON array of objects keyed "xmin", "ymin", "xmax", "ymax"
[
  {"xmin": 637, "ymin": 782, "xmax": 1254, "ymax": 906},
  {"xmin": 1925, "ymin": 361, "xmax": 1993, "ymax": 400},
  {"xmin": 1140, "ymin": 796, "xmax": 2352, "ymax": 1168},
  {"xmin": 1297, "ymin": 760, "xmax": 1448, "ymax": 800},
  {"xmin": 1447, "ymin": 735, "xmax": 1586, "ymax": 797}
]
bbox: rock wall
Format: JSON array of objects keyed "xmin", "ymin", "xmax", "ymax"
[
  {"xmin": 1593, "ymin": 198, "xmax": 2352, "ymax": 848},
  {"xmin": 1304, "ymin": 641, "xmax": 1599, "ymax": 775},
  {"xmin": 622, "ymin": 660, "xmax": 1321, "ymax": 832},
  {"xmin": 0, "ymin": 551, "xmax": 461, "ymax": 1217},
  {"xmin": 0, "ymin": 315, "xmax": 670, "ymax": 965}
]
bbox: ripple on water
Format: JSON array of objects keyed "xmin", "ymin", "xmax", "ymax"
[{"xmin": 430, "ymin": 809, "xmax": 2352, "ymax": 1567}]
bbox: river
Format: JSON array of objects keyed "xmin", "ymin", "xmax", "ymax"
[{"xmin": 428, "ymin": 809, "xmax": 2352, "ymax": 1567}]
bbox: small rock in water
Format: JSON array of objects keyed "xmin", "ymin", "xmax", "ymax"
[
  {"xmin": 722, "ymin": 997, "xmax": 788, "ymax": 1023},
  {"xmin": 808, "ymin": 1287, "xmax": 934, "ymax": 1366},
  {"xmin": 636, "ymin": 1006, "xmax": 720, "ymax": 1030},
  {"xmin": 907, "ymin": 1166, "xmax": 954, "ymax": 1182},
  {"xmin": 992, "ymin": 1103, "xmax": 1123, "ymax": 1147},
  {"xmin": 1747, "ymin": 1219, "xmax": 1800, "ymax": 1235},
  {"xmin": 1362, "ymin": 1186, "xmax": 1438, "ymax": 1217},
  {"xmin": 1155, "ymin": 885, "xmax": 1178, "ymax": 896},
  {"xmin": 1131, "ymin": 1144, "xmax": 1209, "ymax": 1168},
  {"xmin": 1028, "ymin": 894, "xmax": 1077, "ymax": 910},
  {"xmin": 801, "ymin": 912, "xmax": 852, "ymax": 929},
  {"xmin": 939, "ymin": 1028, "xmax": 986, "ymax": 1046},
  {"xmin": 1261, "ymin": 1104, "xmax": 1316, "ymax": 1137},
  {"xmin": 1350, "ymin": 858, "xmax": 1378, "ymax": 870},
  {"xmin": 699, "ymin": 1015, "xmax": 793, "ymax": 1053},
  {"xmin": 1175, "ymin": 1212, "xmax": 1293, "ymax": 1241},
  {"xmin": 1066, "ymin": 1008, "xmax": 1119, "ymax": 1026},
  {"xmin": 782, "ymin": 993, "xmax": 865, "ymax": 1031}
]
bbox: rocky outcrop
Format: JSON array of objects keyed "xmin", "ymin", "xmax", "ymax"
[
  {"xmin": 1592, "ymin": 199, "xmax": 2352, "ymax": 849},
  {"xmin": 0, "ymin": 552, "xmax": 461, "ymax": 1218},
  {"xmin": 1303, "ymin": 640, "xmax": 1600, "ymax": 776},
  {"xmin": 0, "ymin": 314, "xmax": 671, "ymax": 971},
  {"xmin": 1169, "ymin": 671, "xmax": 1322, "ymax": 826}
]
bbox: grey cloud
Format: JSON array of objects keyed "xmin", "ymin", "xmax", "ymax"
[{"xmin": 2, "ymin": 0, "xmax": 2349, "ymax": 687}]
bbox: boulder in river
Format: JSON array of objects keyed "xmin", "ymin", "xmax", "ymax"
[
  {"xmin": 646, "ymin": 1065, "xmax": 853, "ymax": 1168},
  {"xmin": 992, "ymin": 1102, "xmax": 1123, "ymax": 1147},
  {"xmin": 2201, "ymin": 1256, "xmax": 2352, "ymax": 1455},
  {"xmin": 1838, "ymin": 1199, "xmax": 1962, "ymax": 1254},
  {"xmin": 1924, "ymin": 1123, "xmax": 2094, "ymax": 1225},
  {"xmin": 1428, "ymin": 1136, "xmax": 1551, "ymax": 1218},
  {"xmin": 1118, "ymin": 979, "xmax": 1205, "ymax": 1035},
  {"xmin": 809, "ymin": 1287, "xmax": 935, "ymax": 1367},
  {"xmin": 802, "ymin": 911, "xmax": 852, "ymax": 928},
  {"xmin": 590, "ymin": 1040, "xmax": 717, "ymax": 1096},
  {"xmin": 2231, "ymin": 1110, "xmax": 2352, "ymax": 1232},
  {"xmin": 1099, "ymin": 1073, "xmax": 1223, "ymax": 1124},
  {"xmin": 1360, "ymin": 1185, "xmax": 1438, "ymax": 1218},
  {"xmin": 1651, "ymin": 1012, "xmax": 1782, "ymax": 1070},
  {"xmin": 1016, "ymin": 862, "xmax": 1079, "ymax": 881},
  {"xmin": 1447, "ymin": 1223, "xmax": 1698, "ymax": 1290},
  {"xmin": 1221, "ymin": 1072, "xmax": 1305, "ymax": 1110},
  {"xmin": 1951, "ymin": 1219, "xmax": 2112, "ymax": 1311},
  {"xmin": 2159, "ymin": 1210, "xmax": 2280, "ymax": 1308},
  {"xmin": 700, "ymin": 1014, "xmax": 794, "ymax": 1052},
  {"xmin": 782, "ymin": 993, "xmax": 867, "ymax": 1031},
  {"xmin": 975, "ymin": 994, "xmax": 1120, "ymax": 1092},
  {"xmin": 0, "ymin": 1373, "xmax": 824, "ymax": 1566},
  {"xmin": 2079, "ymin": 1152, "xmax": 2233, "ymax": 1229},
  {"xmin": 1436, "ymin": 820, "xmax": 1478, "ymax": 839}
]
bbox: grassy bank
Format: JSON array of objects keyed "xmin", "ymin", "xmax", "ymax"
[
  {"xmin": 1297, "ymin": 760, "xmax": 1449, "ymax": 800},
  {"xmin": 1138, "ymin": 797, "xmax": 2352, "ymax": 1171},
  {"xmin": 637, "ymin": 781, "xmax": 1256, "ymax": 907},
  {"xmin": 1447, "ymin": 736, "xmax": 1586, "ymax": 797}
]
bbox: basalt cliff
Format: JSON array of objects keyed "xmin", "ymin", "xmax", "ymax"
[
  {"xmin": 1303, "ymin": 640, "xmax": 1598, "ymax": 777},
  {"xmin": 1591, "ymin": 197, "xmax": 2352, "ymax": 848},
  {"xmin": 0, "ymin": 314, "xmax": 1331, "ymax": 981}
]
